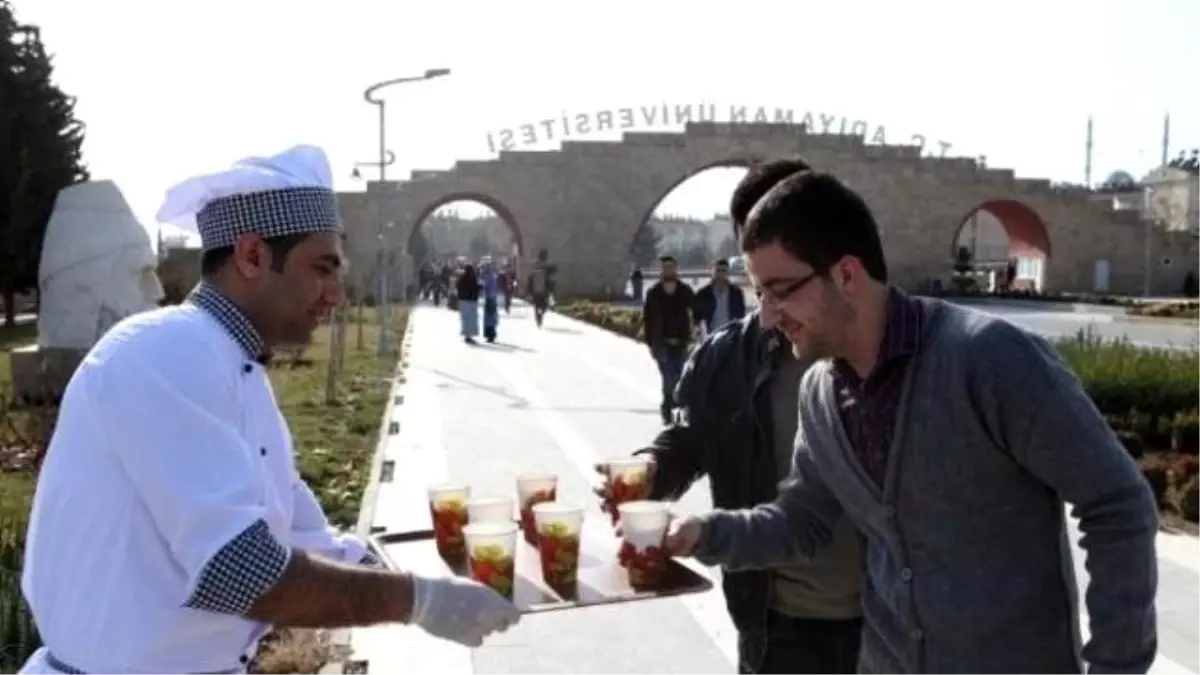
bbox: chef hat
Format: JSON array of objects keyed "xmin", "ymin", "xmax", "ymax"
[{"xmin": 156, "ymin": 144, "xmax": 342, "ymax": 252}]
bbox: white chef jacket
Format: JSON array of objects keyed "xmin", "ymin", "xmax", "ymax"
[{"xmin": 20, "ymin": 285, "xmax": 374, "ymax": 674}]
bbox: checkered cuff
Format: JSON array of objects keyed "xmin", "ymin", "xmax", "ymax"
[{"xmin": 185, "ymin": 519, "xmax": 290, "ymax": 615}]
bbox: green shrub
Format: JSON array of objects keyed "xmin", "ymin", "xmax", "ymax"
[
  {"xmin": 1055, "ymin": 328, "xmax": 1199, "ymax": 422},
  {"xmin": 557, "ymin": 302, "xmax": 643, "ymax": 341},
  {"xmin": 1171, "ymin": 409, "xmax": 1200, "ymax": 453},
  {"xmin": 1128, "ymin": 301, "xmax": 1200, "ymax": 320}
]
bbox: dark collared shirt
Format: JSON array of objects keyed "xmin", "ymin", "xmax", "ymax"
[{"xmin": 831, "ymin": 287, "xmax": 924, "ymax": 488}]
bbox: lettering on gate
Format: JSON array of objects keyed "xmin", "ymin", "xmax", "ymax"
[{"xmin": 484, "ymin": 101, "xmax": 953, "ymax": 158}]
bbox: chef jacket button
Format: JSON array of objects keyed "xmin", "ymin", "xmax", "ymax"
[
  {"xmin": 909, "ymin": 627, "xmax": 923, "ymax": 641},
  {"xmin": 239, "ymin": 654, "xmax": 249, "ymax": 664},
  {"xmin": 900, "ymin": 568, "xmax": 913, "ymax": 582},
  {"xmin": 260, "ymin": 447, "xmax": 267, "ymax": 456},
  {"xmin": 243, "ymin": 363, "xmax": 253, "ymax": 374}
]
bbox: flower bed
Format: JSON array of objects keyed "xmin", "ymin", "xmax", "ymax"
[{"xmin": 557, "ymin": 301, "xmax": 1200, "ymax": 529}]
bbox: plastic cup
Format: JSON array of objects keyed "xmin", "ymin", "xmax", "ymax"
[
  {"xmin": 616, "ymin": 500, "xmax": 671, "ymax": 591},
  {"xmin": 531, "ymin": 502, "xmax": 584, "ymax": 597},
  {"xmin": 463, "ymin": 522, "xmax": 519, "ymax": 600},
  {"xmin": 427, "ymin": 484, "xmax": 471, "ymax": 559},
  {"xmin": 604, "ymin": 458, "xmax": 651, "ymax": 524},
  {"xmin": 516, "ymin": 473, "xmax": 558, "ymax": 544},
  {"xmin": 467, "ymin": 496, "xmax": 514, "ymax": 525}
]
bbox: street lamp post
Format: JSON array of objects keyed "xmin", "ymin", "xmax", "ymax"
[
  {"xmin": 350, "ymin": 150, "xmax": 398, "ymax": 350},
  {"xmin": 363, "ymin": 68, "xmax": 451, "ymax": 357},
  {"xmin": 351, "ymin": 151, "xmax": 397, "ymax": 181}
]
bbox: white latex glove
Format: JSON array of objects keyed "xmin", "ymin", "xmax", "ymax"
[{"xmin": 409, "ymin": 574, "xmax": 521, "ymax": 647}]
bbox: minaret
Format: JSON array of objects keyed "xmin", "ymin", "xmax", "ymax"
[
  {"xmin": 1161, "ymin": 113, "xmax": 1171, "ymax": 166},
  {"xmin": 1084, "ymin": 115, "xmax": 1094, "ymax": 188}
]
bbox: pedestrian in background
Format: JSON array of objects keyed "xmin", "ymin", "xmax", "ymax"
[
  {"xmin": 641, "ymin": 254, "xmax": 696, "ymax": 425},
  {"xmin": 456, "ymin": 263, "xmax": 481, "ymax": 344},
  {"xmin": 694, "ymin": 257, "xmax": 747, "ymax": 337}
]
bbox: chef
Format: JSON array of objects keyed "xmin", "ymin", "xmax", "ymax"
[{"xmin": 19, "ymin": 145, "xmax": 520, "ymax": 674}]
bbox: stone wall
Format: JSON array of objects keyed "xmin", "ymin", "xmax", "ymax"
[{"xmin": 339, "ymin": 122, "xmax": 1185, "ymax": 298}]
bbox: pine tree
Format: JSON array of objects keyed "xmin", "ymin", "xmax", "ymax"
[{"xmin": 0, "ymin": 1, "xmax": 89, "ymax": 325}]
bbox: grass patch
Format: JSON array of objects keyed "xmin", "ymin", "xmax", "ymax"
[
  {"xmin": 270, "ymin": 310, "xmax": 408, "ymax": 529},
  {"xmin": 0, "ymin": 321, "xmax": 37, "ymax": 389}
]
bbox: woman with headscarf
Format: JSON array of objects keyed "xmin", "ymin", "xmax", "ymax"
[
  {"xmin": 480, "ymin": 257, "xmax": 501, "ymax": 343},
  {"xmin": 456, "ymin": 263, "xmax": 481, "ymax": 344}
]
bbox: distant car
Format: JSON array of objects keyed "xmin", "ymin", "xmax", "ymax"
[{"xmin": 728, "ymin": 255, "xmax": 747, "ymax": 274}]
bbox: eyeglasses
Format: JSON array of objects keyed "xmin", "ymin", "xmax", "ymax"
[{"xmin": 757, "ymin": 272, "xmax": 820, "ymax": 306}]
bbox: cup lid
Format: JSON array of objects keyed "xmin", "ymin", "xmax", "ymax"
[
  {"xmin": 606, "ymin": 457, "xmax": 650, "ymax": 469},
  {"xmin": 516, "ymin": 472, "xmax": 557, "ymax": 482},
  {"xmin": 616, "ymin": 500, "xmax": 668, "ymax": 516},
  {"xmin": 462, "ymin": 521, "xmax": 518, "ymax": 536},
  {"xmin": 427, "ymin": 482, "xmax": 469, "ymax": 493},
  {"xmin": 468, "ymin": 496, "xmax": 512, "ymax": 506},
  {"xmin": 531, "ymin": 501, "xmax": 583, "ymax": 516}
]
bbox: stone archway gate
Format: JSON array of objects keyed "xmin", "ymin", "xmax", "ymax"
[{"xmin": 337, "ymin": 122, "xmax": 1195, "ymax": 298}]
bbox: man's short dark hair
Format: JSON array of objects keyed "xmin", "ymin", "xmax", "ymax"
[
  {"xmin": 740, "ymin": 171, "xmax": 888, "ymax": 283},
  {"xmin": 200, "ymin": 233, "xmax": 311, "ymax": 277},
  {"xmin": 729, "ymin": 157, "xmax": 813, "ymax": 233},
  {"xmin": 714, "ymin": 258, "xmax": 729, "ymax": 268},
  {"xmin": 658, "ymin": 255, "xmax": 676, "ymax": 264}
]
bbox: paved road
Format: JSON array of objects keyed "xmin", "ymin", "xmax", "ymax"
[
  {"xmin": 351, "ymin": 301, "xmax": 1198, "ymax": 674},
  {"xmin": 623, "ymin": 277, "xmax": 1198, "ymax": 350}
]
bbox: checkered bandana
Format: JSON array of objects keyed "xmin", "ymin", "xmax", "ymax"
[{"xmin": 196, "ymin": 186, "xmax": 341, "ymax": 251}]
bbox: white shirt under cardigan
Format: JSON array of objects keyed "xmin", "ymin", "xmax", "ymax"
[{"xmin": 20, "ymin": 284, "xmax": 376, "ymax": 674}]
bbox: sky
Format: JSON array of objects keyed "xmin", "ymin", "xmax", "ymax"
[{"xmin": 13, "ymin": 0, "xmax": 1200, "ymax": 246}]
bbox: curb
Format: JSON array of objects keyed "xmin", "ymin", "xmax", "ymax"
[{"xmin": 325, "ymin": 317, "xmax": 417, "ymax": 675}]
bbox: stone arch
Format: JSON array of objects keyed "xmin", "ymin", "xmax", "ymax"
[
  {"xmin": 632, "ymin": 158, "xmax": 755, "ymax": 233},
  {"xmin": 628, "ymin": 159, "xmax": 754, "ymax": 272},
  {"xmin": 408, "ymin": 191, "xmax": 526, "ymax": 259},
  {"xmin": 951, "ymin": 198, "xmax": 1052, "ymax": 292},
  {"xmin": 951, "ymin": 198, "xmax": 1052, "ymax": 259}
]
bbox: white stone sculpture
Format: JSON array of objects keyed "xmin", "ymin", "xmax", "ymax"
[{"xmin": 36, "ymin": 180, "xmax": 164, "ymax": 350}]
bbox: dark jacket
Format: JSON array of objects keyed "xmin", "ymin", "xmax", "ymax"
[
  {"xmin": 693, "ymin": 282, "xmax": 747, "ymax": 332},
  {"xmin": 456, "ymin": 271, "xmax": 480, "ymax": 301},
  {"xmin": 633, "ymin": 312, "xmax": 784, "ymax": 633},
  {"xmin": 642, "ymin": 281, "xmax": 696, "ymax": 347}
]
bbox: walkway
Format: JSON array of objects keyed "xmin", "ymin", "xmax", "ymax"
[{"xmin": 350, "ymin": 302, "xmax": 1199, "ymax": 674}]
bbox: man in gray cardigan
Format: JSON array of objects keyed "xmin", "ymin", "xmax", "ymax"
[{"xmin": 663, "ymin": 170, "xmax": 1160, "ymax": 673}]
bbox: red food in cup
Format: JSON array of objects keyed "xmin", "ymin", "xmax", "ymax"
[
  {"xmin": 519, "ymin": 488, "xmax": 556, "ymax": 545},
  {"xmin": 429, "ymin": 499, "xmax": 468, "ymax": 559},
  {"xmin": 606, "ymin": 473, "xmax": 648, "ymax": 525},
  {"xmin": 618, "ymin": 540, "xmax": 669, "ymax": 590},
  {"xmin": 537, "ymin": 522, "xmax": 581, "ymax": 597},
  {"xmin": 468, "ymin": 544, "xmax": 515, "ymax": 600}
]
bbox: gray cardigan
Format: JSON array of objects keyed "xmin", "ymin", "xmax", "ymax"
[{"xmin": 696, "ymin": 298, "xmax": 1158, "ymax": 674}]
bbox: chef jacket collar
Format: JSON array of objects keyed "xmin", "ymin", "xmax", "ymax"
[{"xmin": 186, "ymin": 281, "xmax": 271, "ymax": 366}]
